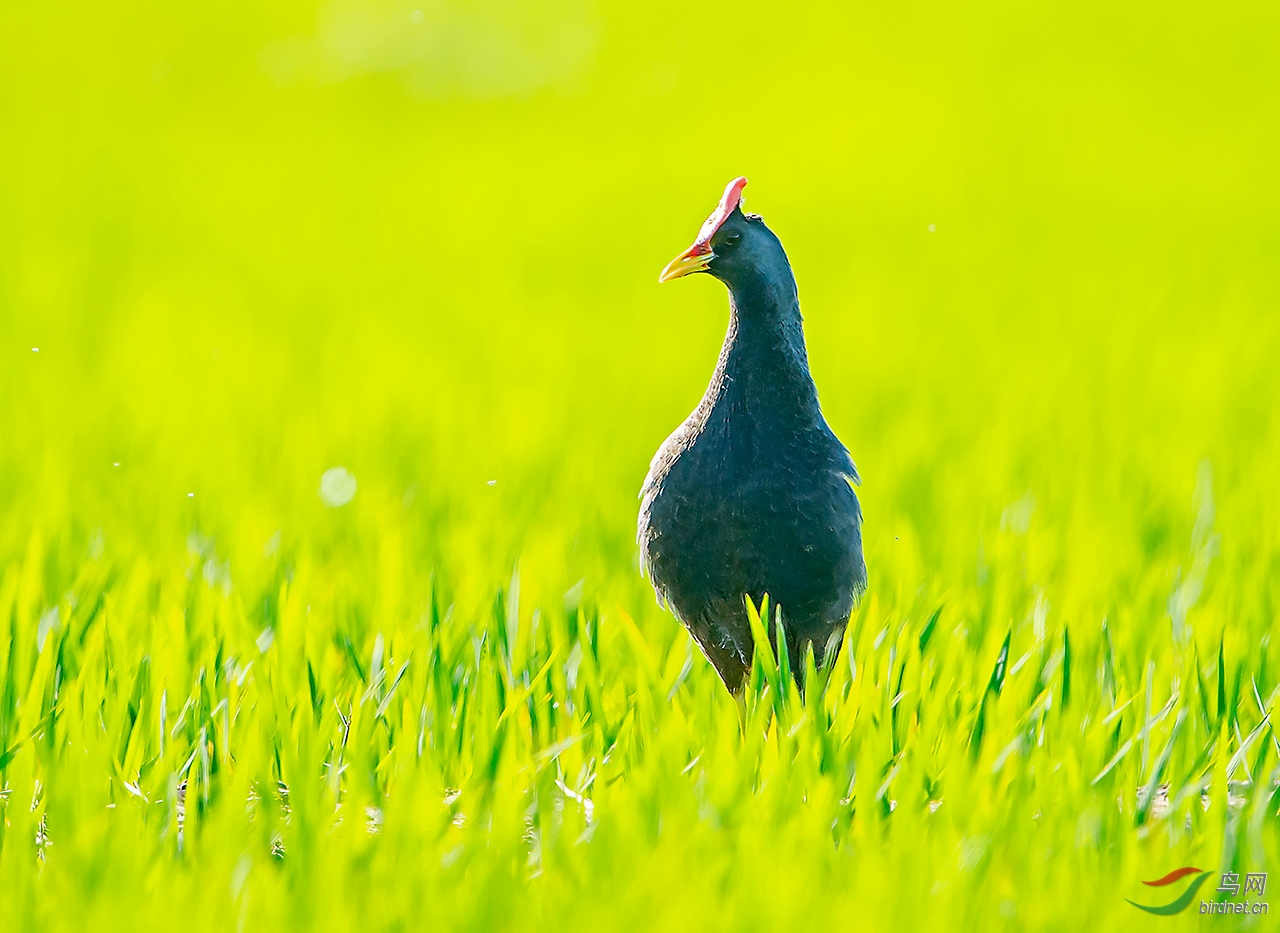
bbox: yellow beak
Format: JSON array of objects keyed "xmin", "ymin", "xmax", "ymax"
[{"xmin": 659, "ymin": 244, "xmax": 714, "ymax": 283}]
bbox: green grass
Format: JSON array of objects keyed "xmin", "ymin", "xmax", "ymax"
[{"xmin": 2, "ymin": 0, "xmax": 1280, "ymax": 929}]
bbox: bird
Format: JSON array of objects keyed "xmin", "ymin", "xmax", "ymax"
[{"xmin": 638, "ymin": 177, "xmax": 866, "ymax": 696}]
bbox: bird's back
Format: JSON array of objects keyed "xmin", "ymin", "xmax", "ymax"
[{"xmin": 639, "ymin": 373, "xmax": 865, "ymax": 692}]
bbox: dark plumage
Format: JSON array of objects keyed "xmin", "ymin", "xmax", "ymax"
[{"xmin": 638, "ymin": 178, "xmax": 866, "ymax": 694}]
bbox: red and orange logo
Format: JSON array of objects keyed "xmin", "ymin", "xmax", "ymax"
[{"xmin": 1127, "ymin": 868, "xmax": 1212, "ymax": 915}]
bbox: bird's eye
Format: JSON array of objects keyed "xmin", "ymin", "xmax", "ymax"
[{"xmin": 720, "ymin": 231, "xmax": 742, "ymax": 248}]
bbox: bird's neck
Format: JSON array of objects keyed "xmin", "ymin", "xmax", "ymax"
[{"xmin": 708, "ymin": 277, "xmax": 820, "ymax": 424}]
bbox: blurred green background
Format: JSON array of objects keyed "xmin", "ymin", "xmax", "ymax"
[{"xmin": 2, "ymin": 1, "xmax": 1279, "ymax": 930}]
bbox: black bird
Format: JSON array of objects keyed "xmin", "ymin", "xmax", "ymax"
[{"xmin": 638, "ymin": 177, "xmax": 866, "ymax": 695}]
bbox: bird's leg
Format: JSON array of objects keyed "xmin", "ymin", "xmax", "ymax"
[{"xmin": 733, "ymin": 688, "xmax": 748, "ymax": 734}]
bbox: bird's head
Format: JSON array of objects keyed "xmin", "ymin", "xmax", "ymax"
[{"xmin": 659, "ymin": 177, "xmax": 787, "ymax": 293}]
